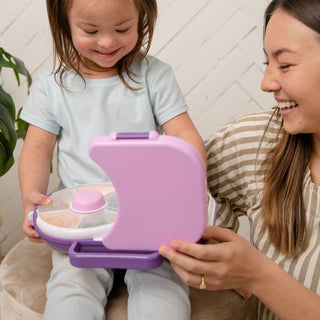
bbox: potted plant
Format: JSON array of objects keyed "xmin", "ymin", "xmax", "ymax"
[{"xmin": 0, "ymin": 47, "xmax": 31, "ymax": 177}]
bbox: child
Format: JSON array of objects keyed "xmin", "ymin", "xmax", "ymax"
[{"xmin": 18, "ymin": 0, "xmax": 206, "ymax": 319}]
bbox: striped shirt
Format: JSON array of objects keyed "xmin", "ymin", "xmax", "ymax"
[{"xmin": 206, "ymin": 110, "xmax": 320, "ymax": 320}]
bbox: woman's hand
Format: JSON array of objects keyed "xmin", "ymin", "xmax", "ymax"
[
  {"xmin": 160, "ymin": 226, "xmax": 320, "ymax": 319},
  {"xmin": 159, "ymin": 226, "xmax": 265, "ymax": 295},
  {"xmin": 22, "ymin": 191, "xmax": 52, "ymax": 243}
]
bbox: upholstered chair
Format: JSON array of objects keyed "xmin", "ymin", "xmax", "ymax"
[{"xmin": 0, "ymin": 238, "xmax": 258, "ymax": 319}]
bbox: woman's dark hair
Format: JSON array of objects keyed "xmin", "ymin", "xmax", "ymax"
[{"xmin": 264, "ymin": 0, "xmax": 320, "ymax": 36}]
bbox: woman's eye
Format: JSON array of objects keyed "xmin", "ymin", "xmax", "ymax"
[{"xmin": 279, "ymin": 64, "xmax": 291, "ymax": 70}]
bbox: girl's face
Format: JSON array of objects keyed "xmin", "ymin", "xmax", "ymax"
[
  {"xmin": 68, "ymin": 0, "xmax": 139, "ymax": 78},
  {"xmin": 261, "ymin": 9, "xmax": 320, "ymax": 137}
]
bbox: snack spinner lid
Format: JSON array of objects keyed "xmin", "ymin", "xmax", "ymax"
[
  {"xmin": 35, "ymin": 184, "xmax": 118, "ymax": 240},
  {"xmin": 35, "ymin": 131, "xmax": 208, "ymax": 251}
]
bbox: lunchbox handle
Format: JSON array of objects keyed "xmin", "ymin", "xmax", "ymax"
[{"xmin": 68, "ymin": 240, "xmax": 163, "ymax": 269}]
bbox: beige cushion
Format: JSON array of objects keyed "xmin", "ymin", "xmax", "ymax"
[
  {"xmin": 0, "ymin": 238, "xmax": 257, "ymax": 319},
  {"xmin": 0, "ymin": 213, "xmax": 2, "ymax": 264}
]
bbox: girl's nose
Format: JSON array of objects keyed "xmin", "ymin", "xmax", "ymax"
[
  {"xmin": 261, "ymin": 66, "xmax": 281, "ymax": 92},
  {"xmin": 97, "ymin": 36, "xmax": 116, "ymax": 49}
]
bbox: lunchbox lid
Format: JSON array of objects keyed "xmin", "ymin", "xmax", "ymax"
[{"xmin": 89, "ymin": 131, "xmax": 207, "ymax": 251}]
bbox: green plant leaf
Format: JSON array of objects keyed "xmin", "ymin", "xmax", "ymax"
[
  {"xmin": 16, "ymin": 107, "xmax": 29, "ymax": 140},
  {"xmin": 0, "ymin": 48, "xmax": 15, "ymax": 69},
  {"xmin": 0, "ymin": 85, "xmax": 15, "ymax": 119},
  {"xmin": 0, "ymin": 102, "xmax": 17, "ymax": 151},
  {"xmin": 0, "ymin": 151, "xmax": 14, "ymax": 177},
  {"xmin": 0, "ymin": 133, "xmax": 14, "ymax": 177},
  {"xmin": 12, "ymin": 56, "xmax": 32, "ymax": 89},
  {"xmin": 0, "ymin": 118, "xmax": 14, "ymax": 147},
  {"xmin": 0, "ymin": 47, "xmax": 32, "ymax": 90},
  {"xmin": 0, "ymin": 47, "xmax": 32, "ymax": 177},
  {"xmin": 16, "ymin": 130, "xmax": 27, "ymax": 140}
]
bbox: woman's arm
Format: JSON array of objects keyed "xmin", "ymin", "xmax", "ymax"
[
  {"xmin": 159, "ymin": 226, "xmax": 320, "ymax": 320},
  {"xmin": 18, "ymin": 125, "xmax": 57, "ymax": 242},
  {"xmin": 162, "ymin": 112, "xmax": 207, "ymax": 165}
]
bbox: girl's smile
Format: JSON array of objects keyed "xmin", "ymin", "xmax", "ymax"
[{"xmin": 94, "ymin": 48, "xmax": 120, "ymax": 59}]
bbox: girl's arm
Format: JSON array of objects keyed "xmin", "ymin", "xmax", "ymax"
[
  {"xmin": 18, "ymin": 125, "xmax": 57, "ymax": 242},
  {"xmin": 159, "ymin": 226, "xmax": 320, "ymax": 320},
  {"xmin": 162, "ymin": 112, "xmax": 207, "ymax": 165}
]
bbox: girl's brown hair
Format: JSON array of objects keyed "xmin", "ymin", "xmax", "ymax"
[
  {"xmin": 46, "ymin": 0, "xmax": 157, "ymax": 89},
  {"xmin": 261, "ymin": 0, "xmax": 320, "ymax": 255}
]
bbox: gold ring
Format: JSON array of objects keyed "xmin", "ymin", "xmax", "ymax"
[{"xmin": 199, "ymin": 275, "xmax": 206, "ymax": 290}]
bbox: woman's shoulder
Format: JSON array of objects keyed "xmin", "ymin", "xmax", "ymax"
[
  {"xmin": 206, "ymin": 109, "xmax": 282, "ymax": 159},
  {"xmin": 209, "ymin": 110, "xmax": 281, "ymax": 141},
  {"xmin": 222, "ymin": 109, "xmax": 279, "ymax": 132}
]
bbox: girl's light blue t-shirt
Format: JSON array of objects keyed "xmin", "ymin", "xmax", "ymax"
[{"xmin": 20, "ymin": 56, "xmax": 188, "ymax": 187}]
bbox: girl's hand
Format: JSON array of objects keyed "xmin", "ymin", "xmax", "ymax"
[
  {"xmin": 23, "ymin": 191, "xmax": 52, "ymax": 243},
  {"xmin": 159, "ymin": 226, "xmax": 265, "ymax": 295}
]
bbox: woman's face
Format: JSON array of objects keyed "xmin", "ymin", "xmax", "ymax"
[{"xmin": 261, "ymin": 9, "xmax": 320, "ymax": 136}]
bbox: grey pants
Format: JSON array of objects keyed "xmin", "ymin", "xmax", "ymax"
[{"xmin": 43, "ymin": 250, "xmax": 190, "ymax": 320}]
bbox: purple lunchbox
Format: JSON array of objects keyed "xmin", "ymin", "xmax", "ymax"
[{"xmin": 31, "ymin": 132, "xmax": 216, "ymax": 269}]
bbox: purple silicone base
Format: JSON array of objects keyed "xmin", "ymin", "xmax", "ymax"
[{"xmin": 33, "ymin": 209, "xmax": 163, "ymax": 269}]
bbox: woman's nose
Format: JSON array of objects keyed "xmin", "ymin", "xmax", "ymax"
[{"xmin": 261, "ymin": 66, "xmax": 281, "ymax": 92}]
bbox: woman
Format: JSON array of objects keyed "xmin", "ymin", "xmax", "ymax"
[{"xmin": 159, "ymin": 0, "xmax": 320, "ymax": 319}]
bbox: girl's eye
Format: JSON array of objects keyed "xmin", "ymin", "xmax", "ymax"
[
  {"xmin": 84, "ymin": 30, "xmax": 97, "ymax": 35},
  {"xmin": 116, "ymin": 28, "xmax": 129, "ymax": 33}
]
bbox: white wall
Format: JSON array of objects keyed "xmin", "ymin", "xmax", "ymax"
[{"xmin": 0, "ymin": 0, "xmax": 274, "ymax": 256}]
